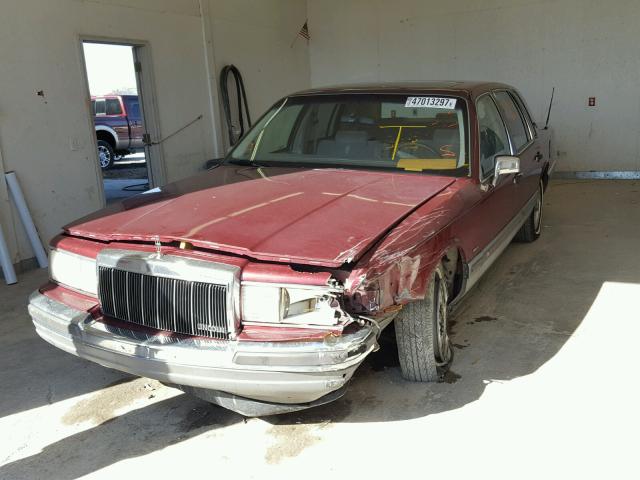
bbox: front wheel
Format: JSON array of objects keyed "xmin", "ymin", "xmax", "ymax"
[
  {"xmin": 395, "ymin": 263, "xmax": 452, "ymax": 382},
  {"xmin": 514, "ymin": 179, "xmax": 544, "ymax": 242},
  {"xmin": 97, "ymin": 140, "xmax": 115, "ymax": 170}
]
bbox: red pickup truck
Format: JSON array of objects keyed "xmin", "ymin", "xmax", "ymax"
[
  {"xmin": 92, "ymin": 95, "xmax": 144, "ymax": 169},
  {"xmin": 30, "ymin": 82, "xmax": 554, "ymax": 415}
]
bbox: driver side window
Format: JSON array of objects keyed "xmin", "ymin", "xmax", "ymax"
[{"xmin": 477, "ymin": 95, "xmax": 510, "ymax": 179}]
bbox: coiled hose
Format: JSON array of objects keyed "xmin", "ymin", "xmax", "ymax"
[{"xmin": 219, "ymin": 64, "xmax": 251, "ymax": 145}]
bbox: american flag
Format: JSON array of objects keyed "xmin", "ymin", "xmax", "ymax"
[{"xmin": 297, "ymin": 20, "xmax": 310, "ymax": 41}]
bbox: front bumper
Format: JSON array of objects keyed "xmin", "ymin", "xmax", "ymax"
[{"xmin": 28, "ymin": 291, "xmax": 377, "ymax": 412}]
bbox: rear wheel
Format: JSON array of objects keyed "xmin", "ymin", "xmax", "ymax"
[
  {"xmin": 395, "ymin": 263, "xmax": 452, "ymax": 382},
  {"xmin": 514, "ymin": 179, "xmax": 544, "ymax": 242},
  {"xmin": 97, "ymin": 140, "xmax": 115, "ymax": 170}
]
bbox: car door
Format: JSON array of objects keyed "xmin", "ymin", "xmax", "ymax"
[
  {"xmin": 493, "ymin": 90, "xmax": 541, "ymax": 208},
  {"xmin": 124, "ymin": 97, "xmax": 145, "ymax": 149},
  {"xmin": 105, "ymin": 97, "xmax": 128, "ymax": 150},
  {"xmin": 455, "ymin": 92, "xmax": 527, "ymax": 290},
  {"xmin": 462, "ymin": 92, "xmax": 519, "ymax": 250}
]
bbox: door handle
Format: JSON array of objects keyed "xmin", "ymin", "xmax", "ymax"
[
  {"xmin": 534, "ymin": 152, "xmax": 543, "ymax": 162},
  {"xmin": 513, "ymin": 173, "xmax": 523, "ymax": 184}
]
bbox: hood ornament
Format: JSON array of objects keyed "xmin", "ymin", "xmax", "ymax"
[{"xmin": 154, "ymin": 235, "xmax": 163, "ymax": 258}]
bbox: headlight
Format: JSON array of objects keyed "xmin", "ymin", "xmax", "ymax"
[
  {"xmin": 49, "ymin": 249, "xmax": 97, "ymax": 296},
  {"xmin": 241, "ymin": 284, "xmax": 341, "ymax": 326}
]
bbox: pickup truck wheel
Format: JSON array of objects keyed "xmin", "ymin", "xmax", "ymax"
[
  {"xmin": 514, "ymin": 179, "xmax": 544, "ymax": 242},
  {"xmin": 97, "ymin": 140, "xmax": 115, "ymax": 170},
  {"xmin": 395, "ymin": 263, "xmax": 452, "ymax": 382}
]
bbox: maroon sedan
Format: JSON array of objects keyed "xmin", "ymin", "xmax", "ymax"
[{"xmin": 29, "ymin": 82, "xmax": 554, "ymax": 415}]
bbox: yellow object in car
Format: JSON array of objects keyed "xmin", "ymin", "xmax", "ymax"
[{"xmin": 397, "ymin": 158, "xmax": 459, "ymax": 171}]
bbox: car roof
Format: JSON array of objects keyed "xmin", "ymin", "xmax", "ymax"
[
  {"xmin": 90, "ymin": 94, "xmax": 138, "ymax": 99},
  {"xmin": 290, "ymin": 81, "xmax": 512, "ymax": 98}
]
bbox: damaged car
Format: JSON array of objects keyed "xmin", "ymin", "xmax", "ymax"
[{"xmin": 28, "ymin": 82, "xmax": 554, "ymax": 416}]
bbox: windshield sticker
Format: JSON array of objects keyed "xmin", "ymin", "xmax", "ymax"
[{"xmin": 404, "ymin": 97, "xmax": 457, "ymax": 109}]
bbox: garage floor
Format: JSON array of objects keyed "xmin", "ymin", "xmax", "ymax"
[{"xmin": 1, "ymin": 180, "xmax": 639, "ymax": 479}]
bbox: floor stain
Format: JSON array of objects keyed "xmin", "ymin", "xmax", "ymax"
[
  {"xmin": 62, "ymin": 376, "xmax": 153, "ymax": 426},
  {"xmin": 470, "ymin": 315, "xmax": 498, "ymax": 324},
  {"xmin": 264, "ymin": 398, "xmax": 353, "ymax": 464},
  {"xmin": 265, "ymin": 424, "xmax": 321, "ymax": 464},
  {"xmin": 440, "ymin": 370, "xmax": 462, "ymax": 384}
]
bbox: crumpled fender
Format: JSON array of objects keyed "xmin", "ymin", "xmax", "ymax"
[{"xmin": 345, "ymin": 185, "xmax": 467, "ymax": 313}]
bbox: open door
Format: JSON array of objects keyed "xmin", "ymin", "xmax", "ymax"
[{"xmin": 81, "ymin": 41, "xmax": 157, "ymax": 205}]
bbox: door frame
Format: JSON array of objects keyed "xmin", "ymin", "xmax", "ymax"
[{"xmin": 77, "ymin": 35, "xmax": 167, "ymax": 205}]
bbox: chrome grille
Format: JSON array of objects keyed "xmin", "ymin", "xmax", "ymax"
[{"xmin": 98, "ymin": 266, "xmax": 230, "ymax": 339}]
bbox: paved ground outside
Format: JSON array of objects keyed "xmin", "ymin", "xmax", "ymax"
[
  {"xmin": 1, "ymin": 180, "xmax": 639, "ymax": 479},
  {"xmin": 101, "ymin": 153, "xmax": 149, "ymax": 203}
]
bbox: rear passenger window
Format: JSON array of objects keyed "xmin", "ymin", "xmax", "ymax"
[
  {"xmin": 511, "ymin": 91, "xmax": 536, "ymax": 137},
  {"xmin": 477, "ymin": 95, "xmax": 511, "ymax": 178},
  {"xmin": 493, "ymin": 91, "xmax": 530, "ymax": 151},
  {"xmin": 94, "ymin": 99, "xmax": 106, "ymax": 115},
  {"xmin": 105, "ymin": 98, "xmax": 122, "ymax": 115}
]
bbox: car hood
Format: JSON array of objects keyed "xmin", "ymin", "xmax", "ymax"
[{"xmin": 65, "ymin": 166, "xmax": 455, "ymax": 267}]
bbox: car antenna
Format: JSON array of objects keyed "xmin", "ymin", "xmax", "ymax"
[{"xmin": 544, "ymin": 87, "xmax": 555, "ymax": 130}]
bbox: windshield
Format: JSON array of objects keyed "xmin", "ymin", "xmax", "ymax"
[{"xmin": 229, "ymin": 94, "xmax": 469, "ymax": 176}]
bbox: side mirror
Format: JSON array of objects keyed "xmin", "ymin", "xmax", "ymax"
[{"xmin": 492, "ymin": 155, "xmax": 520, "ymax": 187}]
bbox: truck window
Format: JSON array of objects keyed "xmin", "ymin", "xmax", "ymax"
[
  {"xmin": 105, "ymin": 98, "xmax": 122, "ymax": 115},
  {"xmin": 126, "ymin": 100, "xmax": 141, "ymax": 119},
  {"xmin": 94, "ymin": 99, "xmax": 106, "ymax": 115}
]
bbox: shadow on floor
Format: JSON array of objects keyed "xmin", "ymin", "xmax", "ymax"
[{"xmin": 0, "ymin": 392, "xmax": 243, "ymax": 480}]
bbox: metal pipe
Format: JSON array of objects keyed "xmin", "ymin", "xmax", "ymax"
[
  {"xmin": 0, "ymin": 220, "xmax": 17, "ymax": 284},
  {"xmin": 5, "ymin": 171, "xmax": 48, "ymax": 268}
]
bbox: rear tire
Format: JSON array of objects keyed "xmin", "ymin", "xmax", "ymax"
[
  {"xmin": 395, "ymin": 263, "xmax": 452, "ymax": 382},
  {"xmin": 514, "ymin": 179, "xmax": 544, "ymax": 243},
  {"xmin": 97, "ymin": 140, "xmax": 115, "ymax": 170}
]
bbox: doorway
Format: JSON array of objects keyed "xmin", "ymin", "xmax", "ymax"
[{"xmin": 81, "ymin": 41, "xmax": 154, "ymax": 204}]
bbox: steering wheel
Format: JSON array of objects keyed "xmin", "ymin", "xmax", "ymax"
[{"xmin": 396, "ymin": 141, "xmax": 440, "ymax": 158}]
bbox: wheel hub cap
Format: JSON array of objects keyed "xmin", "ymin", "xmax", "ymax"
[
  {"xmin": 434, "ymin": 276, "xmax": 451, "ymax": 366},
  {"xmin": 98, "ymin": 146, "xmax": 110, "ymax": 168}
]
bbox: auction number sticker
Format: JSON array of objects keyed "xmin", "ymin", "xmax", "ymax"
[{"xmin": 405, "ymin": 97, "xmax": 457, "ymax": 109}]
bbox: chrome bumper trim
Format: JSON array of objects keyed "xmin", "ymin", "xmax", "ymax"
[{"xmin": 28, "ymin": 291, "xmax": 377, "ymax": 405}]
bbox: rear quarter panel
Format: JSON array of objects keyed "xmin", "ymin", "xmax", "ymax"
[{"xmin": 538, "ymin": 126, "xmax": 555, "ymax": 178}]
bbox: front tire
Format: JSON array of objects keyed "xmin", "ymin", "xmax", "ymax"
[
  {"xmin": 97, "ymin": 140, "xmax": 115, "ymax": 170},
  {"xmin": 395, "ymin": 263, "xmax": 452, "ymax": 382},
  {"xmin": 514, "ymin": 179, "xmax": 544, "ymax": 242}
]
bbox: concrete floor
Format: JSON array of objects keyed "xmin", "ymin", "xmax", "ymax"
[
  {"xmin": 1, "ymin": 180, "xmax": 639, "ymax": 479},
  {"xmin": 101, "ymin": 153, "xmax": 149, "ymax": 204}
]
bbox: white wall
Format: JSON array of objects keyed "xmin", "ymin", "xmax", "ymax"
[
  {"xmin": 0, "ymin": 0, "xmax": 214, "ymax": 265},
  {"xmin": 307, "ymin": 0, "xmax": 640, "ymax": 173},
  {"xmin": 0, "ymin": 0, "xmax": 311, "ymax": 266}
]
